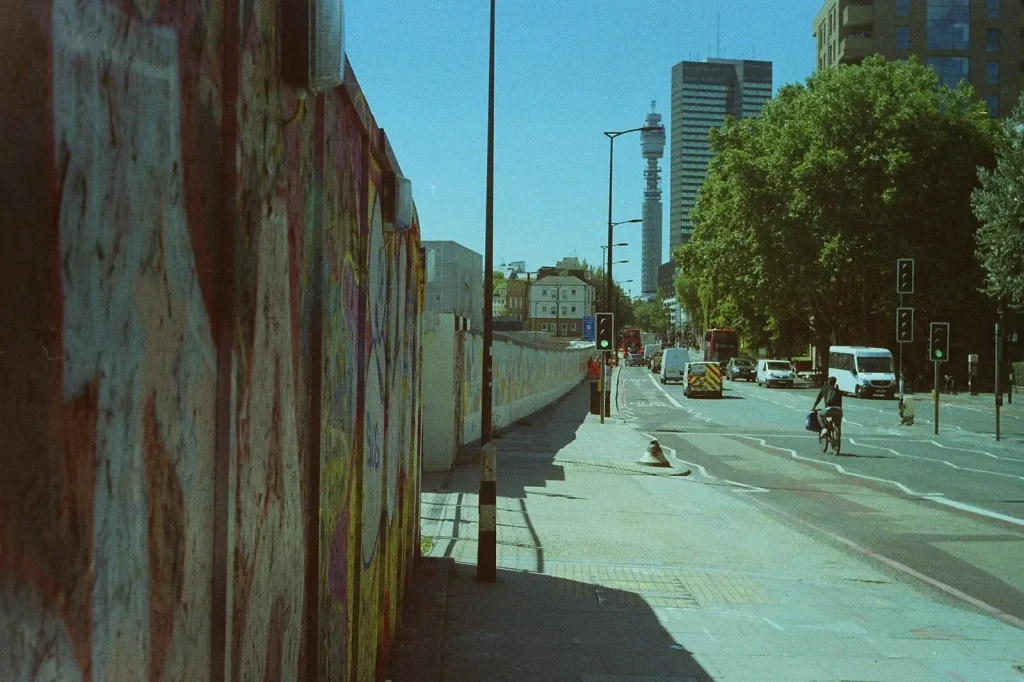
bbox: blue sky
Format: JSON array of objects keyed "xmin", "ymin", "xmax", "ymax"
[{"xmin": 345, "ymin": 0, "xmax": 822, "ymax": 297}]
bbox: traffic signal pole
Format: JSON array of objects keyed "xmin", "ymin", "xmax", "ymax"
[
  {"xmin": 996, "ymin": 322, "xmax": 1002, "ymax": 441},
  {"xmin": 934, "ymin": 360, "xmax": 940, "ymax": 435}
]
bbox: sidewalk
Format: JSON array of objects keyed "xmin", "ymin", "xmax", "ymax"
[{"xmin": 393, "ymin": 376, "xmax": 1024, "ymax": 681}]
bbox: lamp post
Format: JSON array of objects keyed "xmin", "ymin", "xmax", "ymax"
[{"xmin": 478, "ymin": 0, "xmax": 497, "ymax": 583}]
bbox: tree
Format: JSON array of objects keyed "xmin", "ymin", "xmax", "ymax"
[
  {"xmin": 632, "ymin": 296, "xmax": 670, "ymax": 335},
  {"xmin": 972, "ymin": 93, "xmax": 1024, "ymax": 311},
  {"xmin": 677, "ymin": 56, "xmax": 998, "ymax": 369},
  {"xmin": 586, "ymin": 265, "xmax": 635, "ymax": 327}
]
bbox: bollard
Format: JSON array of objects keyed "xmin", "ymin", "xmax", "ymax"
[{"xmin": 476, "ymin": 442, "xmax": 497, "ymax": 582}]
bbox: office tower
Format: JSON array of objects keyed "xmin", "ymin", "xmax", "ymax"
[{"xmin": 669, "ymin": 58, "xmax": 773, "ymax": 252}]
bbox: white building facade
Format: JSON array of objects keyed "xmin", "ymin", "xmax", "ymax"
[{"xmin": 526, "ymin": 275, "xmax": 595, "ymax": 338}]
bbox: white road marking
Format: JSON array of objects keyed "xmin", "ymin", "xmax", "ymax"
[
  {"xmin": 646, "ymin": 373, "xmax": 713, "ymax": 423},
  {"xmin": 923, "ymin": 497, "xmax": 1024, "ymax": 527},
  {"xmin": 741, "ymin": 437, "xmax": 923, "ymax": 497},
  {"xmin": 741, "ymin": 494, "xmax": 1024, "ymax": 631},
  {"xmin": 849, "ymin": 439, "xmax": 1024, "ymax": 483},
  {"xmin": 764, "ymin": 618, "xmax": 784, "ymax": 631}
]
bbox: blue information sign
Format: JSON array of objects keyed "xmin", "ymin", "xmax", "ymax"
[{"xmin": 582, "ymin": 315, "xmax": 596, "ymax": 342}]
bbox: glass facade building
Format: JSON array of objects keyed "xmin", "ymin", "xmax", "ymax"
[{"xmin": 669, "ymin": 59, "xmax": 773, "ymax": 252}]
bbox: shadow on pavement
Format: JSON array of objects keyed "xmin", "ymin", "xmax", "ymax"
[
  {"xmin": 423, "ymin": 383, "xmax": 591, "ymax": 499},
  {"xmin": 443, "ymin": 562, "xmax": 713, "ymax": 682}
]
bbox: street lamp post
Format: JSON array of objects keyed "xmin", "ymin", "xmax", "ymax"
[{"xmin": 478, "ymin": 0, "xmax": 497, "ymax": 583}]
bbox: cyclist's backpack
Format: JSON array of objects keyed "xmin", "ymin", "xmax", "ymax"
[{"xmin": 805, "ymin": 411, "xmax": 821, "ymax": 432}]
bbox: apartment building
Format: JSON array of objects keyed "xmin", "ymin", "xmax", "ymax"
[{"xmin": 813, "ymin": 0, "xmax": 1021, "ymax": 117}]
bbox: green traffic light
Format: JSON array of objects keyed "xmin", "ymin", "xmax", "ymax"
[{"xmin": 936, "ymin": 350, "xmax": 943, "ymax": 358}]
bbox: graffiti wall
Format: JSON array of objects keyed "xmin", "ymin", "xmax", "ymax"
[
  {"xmin": 0, "ymin": 0, "xmax": 424, "ymax": 680},
  {"xmin": 421, "ymin": 313, "xmax": 589, "ymax": 471}
]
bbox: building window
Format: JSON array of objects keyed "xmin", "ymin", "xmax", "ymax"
[
  {"xmin": 571, "ymin": 323, "xmax": 577, "ymax": 331},
  {"xmin": 561, "ymin": 306, "xmax": 567, "ymax": 315},
  {"xmin": 571, "ymin": 289, "xmax": 577, "ymax": 296},
  {"xmin": 987, "ymin": 0, "xmax": 999, "ymax": 19},
  {"xmin": 897, "ymin": 0, "xmax": 910, "ymax": 16},
  {"xmin": 561, "ymin": 324, "xmax": 568, "ymax": 333},
  {"xmin": 541, "ymin": 323, "xmax": 548, "ymax": 331},
  {"xmin": 986, "ymin": 60, "xmax": 1000, "ymax": 84},
  {"xmin": 927, "ymin": 56, "xmax": 970, "ymax": 89},
  {"xmin": 434, "ymin": 293, "xmax": 442, "ymax": 302},
  {"xmin": 571, "ymin": 305, "xmax": 577, "ymax": 313},
  {"xmin": 927, "ymin": 0, "xmax": 970, "ymax": 51},
  {"xmin": 985, "ymin": 94, "xmax": 999, "ymax": 117},
  {"xmin": 541, "ymin": 305, "xmax": 548, "ymax": 313},
  {"xmin": 897, "ymin": 26, "xmax": 910, "ymax": 49},
  {"xmin": 541, "ymin": 288, "xmax": 548, "ymax": 297},
  {"xmin": 987, "ymin": 28, "xmax": 1000, "ymax": 51}
]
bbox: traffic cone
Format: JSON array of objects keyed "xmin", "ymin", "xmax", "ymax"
[{"xmin": 638, "ymin": 440, "xmax": 671, "ymax": 467}]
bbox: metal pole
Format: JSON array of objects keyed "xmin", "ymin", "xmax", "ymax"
[
  {"xmin": 603, "ymin": 134, "xmax": 615, "ymax": 422},
  {"xmin": 933, "ymin": 360, "xmax": 940, "ymax": 435},
  {"xmin": 477, "ymin": 0, "xmax": 496, "ymax": 583},
  {"xmin": 995, "ymin": 322, "xmax": 1001, "ymax": 441}
]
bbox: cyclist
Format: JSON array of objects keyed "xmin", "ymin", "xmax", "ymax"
[{"xmin": 811, "ymin": 376, "xmax": 843, "ymax": 441}]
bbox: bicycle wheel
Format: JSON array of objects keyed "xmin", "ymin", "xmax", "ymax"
[
  {"xmin": 831, "ymin": 431, "xmax": 841, "ymax": 455},
  {"xmin": 819, "ymin": 431, "xmax": 830, "ymax": 453}
]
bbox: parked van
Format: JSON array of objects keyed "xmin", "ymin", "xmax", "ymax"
[
  {"xmin": 683, "ymin": 361, "xmax": 723, "ymax": 398},
  {"xmin": 660, "ymin": 348, "xmax": 690, "ymax": 384},
  {"xmin": 756, "ymin": 359, "xmax": 795, "ymax": 388},
  {"xmin": 828, "ymin": 346, "xmax": 896, "ymax": 399}
]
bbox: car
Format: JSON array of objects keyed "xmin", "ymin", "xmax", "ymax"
[
  {"xmin": 756, "ymin": 359, "xmax": 795, "ymax": 388},
  {"xmin": 626, "ymin": 352, "xmax": 646, "ymax": 367},
  {"xmin": 727, "ymin": 356, "xmax": 756, "ymax": 381}
]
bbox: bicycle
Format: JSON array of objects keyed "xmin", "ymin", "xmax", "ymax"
[{"xmin": 815, "ymin": 408, "xmax": 841, "ymax": 455}]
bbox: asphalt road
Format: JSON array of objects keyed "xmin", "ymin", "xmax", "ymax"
[{"xmin": 618, "ymin": 365, "xmax": 1024, "ymax": 628}]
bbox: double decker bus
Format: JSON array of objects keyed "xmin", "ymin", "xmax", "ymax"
[
  {"xmin": 704, "ymin": 328, "xmax": 739, "ymax": 365},
  {"xmin": 620, "ymin": 327, "xmax": 642, "ymax": 355}
]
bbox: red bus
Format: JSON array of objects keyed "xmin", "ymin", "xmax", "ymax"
[
  {"xmin": 620, "ymin": 327, "xmax": 642, "ymax": 354},
  {"xmin": 705, "ymin": 328, "xmax": 739, "ymax": 364}
]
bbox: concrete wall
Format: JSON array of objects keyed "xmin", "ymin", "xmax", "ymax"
[
  {"xmin": 423, "ymin": 313, "xmax": 590, "ymax": 471},
  {"xmin": 1, "ymin": 1, "xmax": 423, "ymax": 679}
]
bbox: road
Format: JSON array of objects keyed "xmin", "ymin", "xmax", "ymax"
[{"xmin": 618, "ymin": 365, "xmax": 1024, "ymax": 627}]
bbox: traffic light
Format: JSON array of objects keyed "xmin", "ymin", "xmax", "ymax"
[
  {"xmin": 929, "ymin": 322, "xmax": 950, "ymax": 361},
  {"xmin": 897, "ymin": 307, "xmax": 914, "ymax": 343},
  {"xmin": 596, "ymin": 312, "xmax": 614, "ymax": 351},
  {"xmin": 897, "ymin": 258, "xmax": 915, "ymax": 295}
]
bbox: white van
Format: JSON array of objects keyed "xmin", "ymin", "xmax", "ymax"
[
  {"xmin": 828, "ymin": 346, "xmax": 896, "ymax": 399},
  {"xmin": 660, "ymin": 348, "xmax": 690, "ymax": 384},
  {"xmin": 756, "ymin": 359, "xmax": 795, "ymax": 388},
  {"xmin": 643, "ymin": 343, "xmax": 661, "ymax": 369}
]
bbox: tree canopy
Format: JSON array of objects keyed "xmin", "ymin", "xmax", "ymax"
[
  {"xmin": 972, "ymin": 93, "xmax": 1024, "ymax": 311},
  {"xmin": 676, "ymin": 55, "xmax": 998, "ymax": 367}
]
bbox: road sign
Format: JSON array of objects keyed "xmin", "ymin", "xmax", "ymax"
[
  {"xmin": 596, "ymin": 312, "xmax": 614, "ymax": 351},
  {"xmin": 582, "ymin": 315, "xmax": 595, "ymax": 342},
  {"xmin": 896, "ymin": 307, "xmax": 913, "ymax": 343},
  {"xmin": 897, "ymin": 258, "xmax": 915, "ymax": 295},
  {"xmin": 929, "ymin": 322, "xmax": 950, "ymax": 362}
]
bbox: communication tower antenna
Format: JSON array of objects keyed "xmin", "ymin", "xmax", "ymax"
[{"xmin": 716, "ymin": 9, "xmax": 721, "ymax": 58}]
